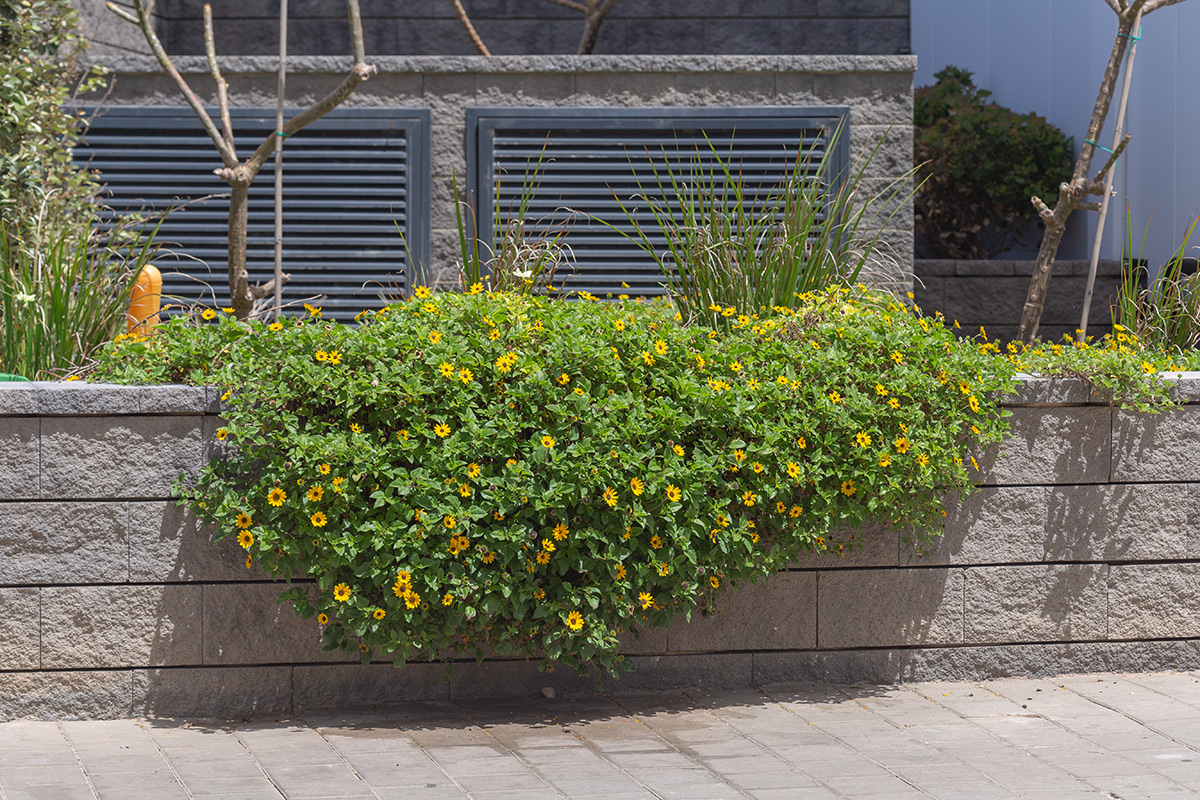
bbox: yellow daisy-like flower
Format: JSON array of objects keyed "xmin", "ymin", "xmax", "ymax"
[
  {"xmin": 787, "ymin": 462, "xmax": 801, "ymax": 480},
  {"xmin": 314, "ymin": 350, "xmax": 329, "ymax": 362},
  {"xmin": 797, "ymin": 436, "xmax": 807, "ymax": 449},
  {"xmin": 557, "ymin": 373, "xmax": 571, "ymax": 385},
  {"xmin": 959, "ymin": 380, "xmax": 971, "ymax": 395},
  {"xmin": 717, "ymin": 513, "xmax": 730, "ymax": 528},
  {"xmin": 404, "ymin": 590, "xmax": 421, "ymax": 609},
  {"xmin": 875, "ymin": 384, "xmax": 888, "ymax": 396},
  {"xmin": 840, "ymin": 480, "xmax": 856, "ymax": 496},
  {"xmin": 828, "ymin": 391, "xmax": 842, "ymax": 404},
  {"xmin": 665, "ymin": 484, "xmax": 682, "ymax": 502},
  {"xmin": 630, "ymin": 477, "xmax": 644, "ymax": 495},
  {"xmin": 398, "ymin": 429, "xmax": 409, "ymax": 440},
  {"xmin": 968, "ymin": 395, "xmax": 981, "ymax": 414},
  {"xmin": 267, "ymin": 487, "xmax": 286, "ymax": 507},
  {"xmin": 888, "ymin": 397, "xmax": 900, "ymax": 409},
  {"xmin": 469, "ymin": 281, "xmax": 483, "ymax": 294},
  {"xmin": 639, "ymin": 592, "xmax": 653, "ymax": 610},
  {"xmin": 373, "ymin": 608, "xmax": 386, "ymax": 620},
  {"xmin": 307, "ymin": 485, "xmax": 324, "ymax": 502},
  {"xmin": 542, "ymin": 538, "xmax": 555, "ymax": 552},
  {"xmin": 333, "ymin": 583, "xmax": 351, "ymax": 602},
  {"xmin": 488, "ymin": 327, "xmax": 500, "ymax": 341},
  {"xmin": 657, "ymin": 562, "xmax": 670, "ymax": 577},
  {"xmin": 776, "ymin": 501, "xmax": 787, "ymax": 514},
  {"xmin": 237, "ymin": 530, "xmax": 254, "ymax": 549},
  {"xmin": 429, "ymin": 330, "xmax": 443, "ymax": 344},
  {"xmin": 443, "ymin": 515, "xmax": 456, "ymax": 529},
  {"xmin": 442, "ymin": 593, "xmax": 454, "ymax": 606},
  {"xmin": 332, "ymin": 477, "xmax": 345, "ymax": 492},
  {"xmin": 414, "ymin": 285, "xmax": 432, "ymax": 299},
  {"xmin": 890, "ymin": 350, "xmax": 904, "ymax": 364},
  {"xmin": 615, "ymin": 564, "xmax": 627, "ymax": 580},
  {"xmin": 641, "ymin": 351, "xmax": 655, "ymax": 365},
  {"xmin": 268, "ymin": 321, "xmax": 283, "ymax": 332},
  {"xmin": 790, "ymin": 505, "xmax": 803, "ymax": 518},
  {"xmin": 613, "ymin": 318, "xmax": 625, "ymax": 331},
  {"xmin": 438, "ymin": 362, "xmax": 454, "ymax": 378},
  {"xmin": 459, "ymin": 368, "xmax": 473, "ymax": 384},
  {"xmin": 467, "ymin": 462, "xmax": 481, "ymax": 479},
  {"xmin": 311, "ymin": 511, "xmax": 328, "ymax": 527},
  {"xmin": 855, "ymin": 432, "xmax": 872, "ymax": 448},
  {"xmin": 917, "ymin": 453, "xmax": 930, "ymax": 468},
  {"xmin": 573, "ymin": 387, "xmax": 584, "ymax": 396},
  {"xmin": 235, "ymin": 511, "xmax": 252, "ymax": 529},
  {"xmin": 327, "ymin": 351, "xmax": 343, "ymax": 365},
  {"xmin": 603, "ymin": 487, "xmax": 619, "ymax": 507},
  {"xmin": 541, "ymin": 435, "xmax": 556, "ymax": 449},
  {"xmin": 245, "ymin": 554, "xmax": 252, "ymax": 569},
  {"xmin": 879, "ymin": 453, "xmax": 892, "ymax": 467},
  {"xmin": 709, "ymin": 576, "xmax": 720, "ymax": 589},
  {"xmin": 894, "ymin": 436, "xmax": 911, "ymax": 454},
  {"xmin": 673, "ymin": 444, "xmax": 685, "ymax": 457},
  {"xmin": 752, "ymin": 461, "xmax": 764, "ymax": 474},
  {"xmin": 1142, "ymin": 360, "xmax": 1156, "ymax": 374},
  {"xmin": 536, "ymin": 551, "xmax": 550, "ymax": 565},
  {"xmin": 434, "ymin": 423, "xmax": 451, "ymax": 438},
  {"xmin": 304, "ymin": 302, "xmax": 323, "ymax": 318},
  {"xmin": 201, "ymin": 308, "xmax": 217, "ymax": 320},
  {"xmin": 733, "ymin": 449, "xmax": 746, "ymax": 462},
  {"xmin": 650, "ymin": 535, "xmax": 663, "ymax": 550},
  {"xmin": 654, "ymin": 339, "xmax": 668, "ymax": 355},
  {"xmin": 730, "ymin": 360, "xmax": 742, "ymax": 372},
  {"xmin": 396, "ymin": 569, "xmax": 411, "ymax": 585},
  {"xmin": 216, "ymin": 428, "xmax": 229, "ymax": 441},
  {"xmin": 565, "ymin": 611, "xmax": 585, "ymax": 631},
  {"xmin": 318, "ymin": 463, "xmax": 331, "ymax": 475},
  {"xmin": 350, "ymin": 423, "xmax": 363, "ymax": 433},
  {"xmin": 742, "ymin": 490, "xmax": 756, "ymax": 506},
  {"xmin": 459, "ymin": 483, "xmax": 472, "ymax": 497},
  {"xmin": 317, "ymin": 613, "xmax": 329, "ymax": 625},
  {"xmin": 553, "ymin": 522, "xmax": 569, "ymax": 540},
  {"xmin": 481, "ymin": 550, "xmax": 496, "ymax": 563}
]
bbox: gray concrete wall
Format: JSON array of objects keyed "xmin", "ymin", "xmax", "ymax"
[
  {"xmin": 90, "ymin": 54, "xmax": 917, "ymax": 292},
  {"xmin": 76, "ymin": 0, "xmax": 911, "ymax": 58},
  {"xmin": 914, "ymin": 259, "xmax": 1126, "ymax": 343},
  {"xmin": 4, "ymin": 377, "xmax": 1200, "ymax": 719}
]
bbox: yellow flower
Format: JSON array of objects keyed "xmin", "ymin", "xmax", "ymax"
[
  {"xmin": 542, "ymin": 538, "xmax": 555, "ymax": 553},
  {"xmin": 615, "ymin": 564, "xmax": 627, "ymax": 580},
  {"xmin": 641, "ymin": 351, "xmax": 655, "ymax": 365},
  {"xmin": 840, "ymin": 480, "xmax": 856, "ymax": 496},
  {"xmin": 888, "ymin": 397, "xmax": 900, "ymax": 409},
  {"xmin": 879, "ymin": 453, "xmax": 892, "ymax": 467},
  {"xmin": 318, "ymin": 463, "xmax": 331, "ymax": 475},
  {"xmin": 657, "ymin": 562, "xmax": 670, "ymax": 576},
  {"xmin": 235, "ymin": 512, "xmax": 252, "ymax": 529},
  {"xmin": 613, "ymin": 318, "xmax": 625, "ymax": 331},
  {"xmin": 654, "ymin": 339, "xmax": 668, "ymax": 355},
  {"xmin": 481, "ymin": 550, "xmax": 496, "ymax": 563},
  {"xmin": 890, "ymin": 350, "xmax": 904, "ymax": 364},
  {"xmin": 237, "ymin": 530, "xmax": 254, "ymax": 549},
  {"xmin": 332, "ymin": 476, "xmax": 345, "ymax": 492},
  {"xmin": 317, "ymin": 613, "xmax": 329, "ymax": 625},
  {"xmin": 443, "ymin": 515, "xmax": 456, "ymax": 529},
  {"xmin": 429, "ymin": 330, "xmax": 443, "ymax": 344},
  {"xmin": 790, "ymin": 505, "xmax": 803, "ymax": 518},
  {"xmin": 327, "ymin": 351, "xmax": 343, "ymax": 365},
  {"xmin": 752, "ymin": 461, "xmax": 764, "ymax": 474},
  {"xmin": 557, "ymin": 373, "xmax": 570, "ymax": 385},
  {"xmin": 536, "ymin": 551, "xmax": 550, "ymax": 565},
  {"xmin": 603, "ymin": 487, "xmax": 618, "ymax": 507},
  {"xmin": 488, "ymin": 328, "xmax": 500, "ymax": 341},
  {"xmin": 917, "ymin": 453, "xmax": 930, "ymax": 468},
  {"xmin": 216, "ymin": 428, "xmax": 229, "ymax": 441},
  {"xmin": 438, "ymin": 362, "xmax": 454, "ymax": 378},
  {"xmin": 311, "ymin": 511, "xmax": 328, "ymax": 527},
  {"xmin": 730, "ymin": 360, "xmax": 742, "ymax": 372},
  {"xmin": 304, "ymin": 302, "xmax": 323, "ymax": 317},
  {"xmin": 201, "ymin": 308, "xmax": 217, "ymax": 320},
  {"xmin": 434, "ymin": 423, "xmax": 451, "ymax": 438},
  {"xmin": 1142, "ymin": 360, "xmax": 1155, "ymax": 374},
  {"xmin": 314, "ymin": 350, "xmax": 329, "ymax": 362},
  {"xmin": 553, "ymin": 522, "xmax": 569, "ymax": 540},
  {"xmin": 467, "ymin": 462, "xmax": 481, "ymax": 479},
  {"xmin": 333, "ymin": 583, "xmax": 351, "ymax": 602},
  {"xmin": 267, "ymin": 487, "xmax": 286, "ymax": 507},
  {"xmin": 373, "ymin": 608, "xmax": 386, "ymax": 620},
  {"xmin": 398, "ymin": 429, "xmax": 409, "ymax": 440},
  {"xmin": 268, "ymin": 321, "xmax": 283, "ymax": 332},
  {"xmin": 459, "ymin": 483, "xmax": 472, "ymax": 497},
  {"xmin": 630, "ymin": 477, "xmax": 644, "ymax": 495},
  {"xmin": 776, "ymin": 501, "xmax": 787, "ymax": 514},
  {"xmin": 458, "ymin": 368, "xmax": 473, "ymax": 384},
  {"xmin": 894, "ymin": 436, "xmax": 911, "ymax": 454},
  {"xmin": 855, "ymin": 432, "xmax": 872, "ymax": 448},
  {"xmin": 541, "ymin": 435, "xmax": 556, "ymax": 449},
  {"xmin": 349, "ymin": 423, "xmax": 363, "ymax": 434},
  {"xmin": 307, "ymin": 485, "xmax": 324, "ymax": 502},
  {"xmin": 673, "ymin": 444, "xmax": 685, "ymax": 457},
  {"xmin": 404, "ymin": 590, "xmax": 421, "ymax": 609},
  {"xmin": 875, "ymin": 384, "xmax": 888, "ymax": 396},
  {"xmin": 414, "ymin": 285, "xmax": 432, "ymax": 299},
  {"xmin": 741, "ymin": 490, "xmax": 756, "ymax": 506},
  {"xmin": 733, "ymin": 449, "xmax": 746, "ymax": 463},
  {"xmin": 665, "ymin": 484, "xmax": 682, "ymax": 502},
  {"xmin": 650, "ymin": 535, "xmax": 663, "ymax": 550},
  {"xmin": 442, "ymin": 592, "xmax": 454, "ymax": 606},
  {"xmin": 709, "ymin": 576, "xmax": 720, "ymax": 589},
  {"xmin": 639, "ymin": 592, "xmax": 653, "ymax": 610},
  {"xmin": 573, "ymin": 387, "xmax": 584, "ymax": 396},
  {"xmin": 968, "ymin": 395, "xmax": 980, "ymax": 413},
  {"xmin": 565, "ymin": 611, "xmax": 584, "ymax": 631}
]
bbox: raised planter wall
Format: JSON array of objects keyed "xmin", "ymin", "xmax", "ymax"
[{"xmin": 3, "ymin": 379, "xmax": 1200, "ymax": 720}]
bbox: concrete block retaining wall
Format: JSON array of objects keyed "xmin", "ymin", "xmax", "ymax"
[
  {"xmin": 3, "ymin": 379, "xmax": 1200, "ymax": 720},
  {"xmin": 92, "ymin": 54, "xmax": 916, "ymax": 291}
]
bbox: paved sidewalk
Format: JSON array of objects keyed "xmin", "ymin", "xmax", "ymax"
[{"xmin": 2, "ymin": 671, "xmax": 1199, "ymax": 799}]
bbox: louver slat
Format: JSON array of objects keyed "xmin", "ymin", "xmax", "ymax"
[
  {"xmin": 469, "ymin": 108, "xmax": 848, "ymax": 299},
  {"xmin": 75, "ymin": 107, "xmax": 429, "ymax": 316}
]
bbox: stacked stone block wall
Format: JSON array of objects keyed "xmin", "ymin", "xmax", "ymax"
[
  {"xmin": 91, "ymin": 54, "xmax": 917, "ymax": 292},
  {"xmin": 5, "ymin": 377, "xmax": 1200, "ymax": 720}
]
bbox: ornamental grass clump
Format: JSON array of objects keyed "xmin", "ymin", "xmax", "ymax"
[{"xmin": 90, "ymin": 285, "xmax": 1013, "ymax": 675}]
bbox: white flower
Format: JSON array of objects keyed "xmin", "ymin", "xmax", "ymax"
[
  {"xmin": 15, "ymin": 292, "xmax": 35, "ymax": 304},
  {"xmin": 512, "ymin": 268, "xmax": 533, "ymax": 279}
]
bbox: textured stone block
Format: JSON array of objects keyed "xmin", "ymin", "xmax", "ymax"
[
  {"xmin": 445, "ymin": 658, "xmax": 601, "ymax": 699},
  {"xmin": 619, "ymin": 624, "xmax": 668, "ymax": 656},
  {"xmin": 1109, "ymin": 565, "xmax": 1200, "ymax": 639},
  {"xmin": 475, "ymin": 72, "xmax": 576, "ymax": 105},
  {"xmin": 0, "ymin": 419, "xmax": 39, "ymax": 501},
  {"xmin": 39, "ymin": 415, "xmax": 205, "ymax": 499},
  {"xmin": 293, "ymin": 664, "xmax": 450, "ymax": 711},
  {"xmin": 674, "ymin": 70, "xmax": 776, "ymax": 105},
  {"xmin": 857, "ymin": 17, "xmax": 909, "ymax": 54},
  {"xmin": 0, "ymin": 502, "xmax": 129, "ymax": 584},
  {"xmin": 1006, "ymin": 376, "xmax": 1105, "ymax": 406},
  {"xmin": 0, "ymin": 386, "xmax": 38, "ymax": 414},
  {"xmin": 1044, "ymin": 484, "xmax": 1200, "ymax": 562},
  {"xmin": 974, "ymin": 406, "xmax": 1110, "ymax": 486},
  {"xmin": 912, "ymin": 487, "xmax": 1044, "ymax": 566},
  {"xmin": 780, "ymin": 18, "xmax": 858, "ymax": 54},
  {"xmin": 572, "ymin": 72, "xmax": 678, "ymax": 106},
  {"xmin": 0, "ymin": 671, "xmax": 133, "ymax": 721},
  {"xmin": 964, "ymin": 565, "xmax": 1108, "ymax": 644},
  {"xmin": 137, "ymin": 385, "xmax": 211, "ymax": 414},
  {"xmin": 1113, "ymin": 406, "xmax": 1200, "ymax": 482},
  {"xmin": 41, "ymin": 585, "xmax": 203, "ymax": 669},
  {"xmin": 795, "ymin": 521, "xmax": 900, "ymax": 569},
  {"xmin": 128, "ymin": 501, "xmax": 250, "ymax": 583},
  {"xmin": 668, "ymin": 572, "xmax": 816, "ymax": 652},
  {"xmin": 134, "ymin": 667, "xmax": 293, "ymax": 719},
  {"xmin": 612, "ymin": 653, "xmax": 755, "ymax": 692},
  {"xmin": 943, "ymin": 276, "xmax": 1028, "ymax": 324},
  {"xmin": 0, "ymin": 589, "xmax": 41, "ymax": 670},
  {"xmin": 703, "ymin": 18, "xmax": 781, "ymax": 55},
  {"xmin": 818, "ymin": 568, "xmax": 963, "ymax": 649},
  {"xmin": 34, "ymin": 383, "xmax": 143, "ymax": 415},
  {"xmin": 203, "ymin": 583, "xmax": 352, "ymax": 665},
  {"xmin": 813, "ymin": 72, "xmax": 911, "ymax": 125}
]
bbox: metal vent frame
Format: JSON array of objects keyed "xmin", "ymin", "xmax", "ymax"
[
  {"xmin": 466, "ymin": 106, "xmax": 850, "ymax": 297},
  {"xmin": 76, "ymin": 105, "xmax": 431, "ymax": 315}
]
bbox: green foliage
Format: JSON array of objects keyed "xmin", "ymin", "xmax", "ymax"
[
  {"xmin": 614, "ymin": 125, "xmax": 914, "ymax": 328},
  {"xmin": 0, "ymin": 0, "xmax": 106, "ymax": 231},
  {"xmin": 914, "ymin": 66, "xmax": 1074, "ymax": 259},
  {"xmin": 90, "ymin": 286, "xmax": 1013, "ymax": 675},
  {"xmin": 0, "ymin": 215, "xmax": 162, "ymax": 378},
  {"xmin": 1115, "ymin": 212, "xmax": 1200, "ymax": 352}
]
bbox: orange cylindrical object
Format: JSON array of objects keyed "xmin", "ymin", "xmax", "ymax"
[{"xmin": 126, "ymin": 265, "xmax": 162, "ymax": 336}]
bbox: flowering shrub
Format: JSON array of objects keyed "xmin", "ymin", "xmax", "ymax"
[{"xmin": 91, "ymin": 286, "xmax": 1015, "ymax": 674}]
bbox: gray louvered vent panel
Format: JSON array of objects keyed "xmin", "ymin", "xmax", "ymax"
[
  {"xmin": 471, "ymin": 108, "xmax": 848, "ymax": 298},
  {"xmin": 76, "ymin": 107, "xmax": 429, "ymax": 315}
]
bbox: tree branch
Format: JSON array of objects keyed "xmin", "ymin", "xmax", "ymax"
[
  {"xmin": 1089, "ymin": 132, "xmax": 1132, "ymax": 185},
  {"xmin": 1141, "ymin": 0, "xmax": 1190, "ymax": 12},
  {"xmin": 577, "ymin": 0, "xmax": 620, "ymax": 54},
  {"xmin": 543, "ymin": 0, "xmax": 587, "ymax": 11},
  {"xmin": 203, "ymin": 4, "xmax": 235, "ymax": 154},
  {"xmin": 1102, "ymin": 0, "xmax": 1121, "ymax": 11},
  {"xmin": 449, "ymin": 0, "xmax": 491, "ymax": 55}
]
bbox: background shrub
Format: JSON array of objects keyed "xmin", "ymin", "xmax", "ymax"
[{"xmin": 914, "ymin": 66, "xmax": 1074, "ymax": 260}]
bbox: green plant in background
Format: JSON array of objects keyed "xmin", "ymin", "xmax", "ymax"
[
  {"xmin": 914, "ymin": 66, "xmax": 1074, "ymax": 260},
  {"xmin": 0, "ymin": 0, "xmax": 106, "ymax": 232},
  {"xmin": 89, "ymin": 286, "xmax": 1014, "ymax": 676},
  {"xmin": 1, "ymin": 211, "xmax": 163, "ymax": 379},
  {"xmin": 1114, "ymin": 210, "xmax": 1200, "ymax": 352},
  {"xmin": 614, "ymin": 123, "xmax": 914, "ymax": 328}
]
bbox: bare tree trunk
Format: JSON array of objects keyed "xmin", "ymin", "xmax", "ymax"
[
  {"xmin": 1016, "ymin": 0, "xmax": 1190, "ymax": 343},
  {"xmin": 449, "ymin": 0, "xmax": 490, "ymax": 55},
  {"xmin": 576, "ymin": 0, "xmax": 620, "ymax": 55}
]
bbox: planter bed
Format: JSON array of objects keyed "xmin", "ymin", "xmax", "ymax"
[{"xmin": 1, "ymin": 378, "xmax": 1199, "ymax": 719}]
